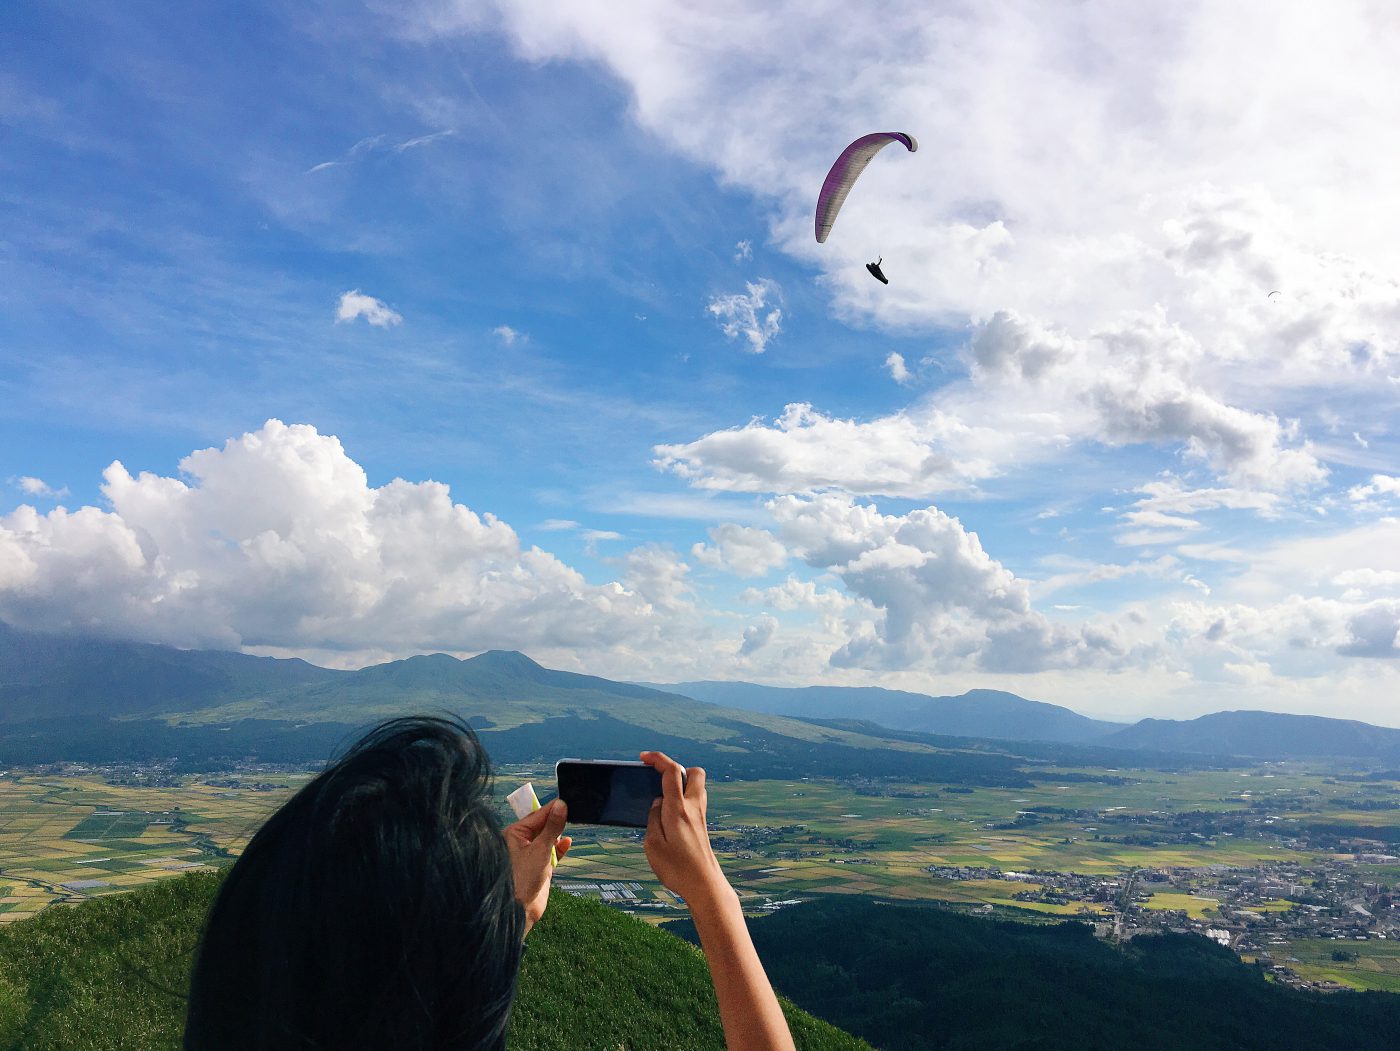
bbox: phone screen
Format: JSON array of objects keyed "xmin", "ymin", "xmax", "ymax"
[{"xmin": 555, "ymin": 760, "xmax": 664, "ymax": 828}]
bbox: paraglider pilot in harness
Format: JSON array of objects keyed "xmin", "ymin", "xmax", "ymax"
[{"xmin": 866, "ymin": 257, "xmax": 889, "ymax": 284}]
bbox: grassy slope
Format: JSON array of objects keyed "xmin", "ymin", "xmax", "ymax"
[{"xmin": 0, "ymin": 872, "xmax": 866, "ymax": 1051}]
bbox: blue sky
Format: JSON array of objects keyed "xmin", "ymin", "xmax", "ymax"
[{"xmin": 3, "ymin": 2, "xmax": 1400, "ymax": 724}]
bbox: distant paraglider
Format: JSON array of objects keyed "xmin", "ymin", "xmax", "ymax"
[
  {"xmin": 815, "ymin": 132, "xmax": 917, "ymax": 284},
  {"xmin": 1268, "ymin": 290, "xmax": 1282, "ymax": 301}
]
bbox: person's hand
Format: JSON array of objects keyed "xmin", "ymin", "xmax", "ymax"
[
  {"xmin": 640, "ymin": 751, "xmax": 732, "ymax": 909},
  {"xmin": 503, "ymin": 799, "xmax": 572, "ymax": 934}
]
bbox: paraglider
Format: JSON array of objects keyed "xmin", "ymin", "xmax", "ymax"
[
  {"xmin": 815, "ymin": 132, "xmax": 917, "ymax": 284},
  {"xmin": 1268, "ymin": 290, "xmax": 1281, "ymax": 301}
]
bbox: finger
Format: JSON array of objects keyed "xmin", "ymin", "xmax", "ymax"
[
  {"xmin": 555, "ymin": 835, "xmax": 573, "ymax": 860},
  {"xmin": 644, "ymin": 795, "xmax": 665, "ymax": 846},
  {"xmin": 642, "ymin": 751, "xmax": 686, "ymax": 812},
  {"xmin": 537, "ymin": 799, "xmax": 568, "ymax": 851},
  {"xmin": 546, "ymin": 800, "xmax": 568, "ymax": 845},
  {"xmin": 684, "ymin": 766, "xmax": 706, "ymax": 801}
]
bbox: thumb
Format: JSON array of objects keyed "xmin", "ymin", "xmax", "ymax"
[{"xmin": 511, "ymin": 798, "xmax": 556, "ymax": 836}]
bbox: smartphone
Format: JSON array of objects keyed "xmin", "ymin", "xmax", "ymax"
[{"xmin": 554, "ymin": 759, "xmax": 667, "ymax": 828}]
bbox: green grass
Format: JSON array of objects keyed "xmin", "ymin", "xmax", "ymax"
[
  {"xmin": 0, "ymin": 871, "xmax": 868, "ymax": 1050},
  {"xmin": 517, "ymin": 891, "xmax": 865, "ymax": 1049}
]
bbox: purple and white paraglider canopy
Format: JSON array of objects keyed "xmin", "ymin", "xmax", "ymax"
[{"xmin": 814, "ymin": 132, "xmax": 918, "ymax": 244}]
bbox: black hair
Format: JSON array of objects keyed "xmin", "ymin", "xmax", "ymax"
[{"xmin": 184, "ymin": 715, "xmax": 524, "ymax": 1050}]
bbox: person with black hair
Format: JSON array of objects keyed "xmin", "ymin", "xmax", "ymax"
[{"xmin": 184, "ymin": 716, "xmax": 794, "ymax": 1051}]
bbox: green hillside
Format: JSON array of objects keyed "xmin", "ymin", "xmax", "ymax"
[{"xmin": 0, "ymin": 872, "xmax": 866, "ymax": 1050}]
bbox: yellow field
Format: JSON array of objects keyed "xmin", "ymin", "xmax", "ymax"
[{"xmin": 1248, "ymin": 899, "xmax": 1298, "ymax": 913}]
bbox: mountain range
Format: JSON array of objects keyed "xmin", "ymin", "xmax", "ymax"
[
  {"xmin": 3, "ymin": 622, "xmax": 1399, "ymax": 765},
  {"xmin": 0, "ymin": 623, "xmax": 1031, "ymax": 783},
  {"xmin": 648, "ymin": 681, "xmax": 1124, "ymax": 743},
  {"xmin": 652, "ymin": 679, "xmax": 1400, "ymax": 762}
]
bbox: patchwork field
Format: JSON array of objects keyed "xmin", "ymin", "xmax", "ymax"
[
  {"xmin": 0, "ymin": 772, "xmax": 306, "ymax": 922},
  {"xmin": 1, "ymin": 760, "xmax": 1397, "ymax": 937},
  {"xmin": 498, "ymin": 763, "xmax": 1392, "ymax": 918}
]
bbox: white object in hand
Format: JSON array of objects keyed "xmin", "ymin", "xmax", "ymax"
[
  {"xmin": 507, "ymin": 782, "xmax": 540, "ymax": 820},
  {"xmin": 506, "ymin": 782, "xmax": 557, "ymax": 866}
]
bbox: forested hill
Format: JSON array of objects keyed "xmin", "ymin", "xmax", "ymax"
[
  {"xmin": 0, "ymin": 872, "xmax": 865, "ymax": 1050},
  {"xmin": 666, "ymin": 899, "xmax": 1400, "ymax": 1050}
]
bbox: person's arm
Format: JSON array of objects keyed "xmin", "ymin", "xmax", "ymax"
[
  {"xmin": 503, "ymin": 798, "xmax": 572, "ymax": 934},
  {"xmin": 641, "ymin": 750, "xmax": 795, "ymax": 1051}
]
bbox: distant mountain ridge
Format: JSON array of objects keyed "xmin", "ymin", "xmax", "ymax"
[
  {"xmin": 0, "ymin": 626, "xmax": 1037, "ymax": 783},
  {"xmin": 647, "ymin": 680, "xmax": 1124, "ymax": 745},
  {"xmin": 650, "ymin": 678, "xmax": 1400, "ymax": 763},
  {"xmin": 1102, "ymin": 710, "xmax": 1400, "ymax": 762},
  {"xmin": 4, "ymin": 622, "xmax": 1399, "ymax": 764}
]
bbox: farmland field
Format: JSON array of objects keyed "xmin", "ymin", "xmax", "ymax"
[
  {"xmin": 1275, "ymin": 939, "xmax": 1400, "ymax": 994},
  {"xmin": 0, "ymin": 771, "xmax": 307, "ymax": 922}
]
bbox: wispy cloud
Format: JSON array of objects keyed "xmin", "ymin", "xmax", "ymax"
[
  {"xmin": 336, "ymin": 290, "xmax": 403, "ymax": 328},
  {"xmin": 884, "ymin": 352, "xmax": 911, "ymax": 385},
  {"xmin": 581, "ymin": 528, "xmax": 623, "ymax": 555},
  {"xmin": 493, "ymin": 324, "xmax": 523, "ymax": 345},
  {"xmin": 305, "ymin": 130, "xmax": 454, "ymax": 174},
  {"xmin": 733, "ymin": 239, "xmax": 752, "ymax": 262},
  {"xmin": 393, "ymin": 129, "xmax": 455, "ymax": 153},
  {"xmin": 1349, "ymin": 474, "xmax": 1400, "ymax": 505},
  {"xmin": 706, "ymin": 278, "xmax": 782, "ymax": 354},
  {"xmin": 13, "ymin": 476, "xmax": 69, "ymax": 499}
]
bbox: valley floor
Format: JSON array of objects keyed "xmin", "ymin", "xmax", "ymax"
[{"xmin": 2, "ymin": 759, "xmax": 1398, "ymax": 992}]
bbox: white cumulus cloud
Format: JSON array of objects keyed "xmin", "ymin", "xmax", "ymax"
[
  {"xmin": 739, "ymin": 614, "xmax": 778, "ymax": 657},
  {"xmin": 691, "ymin": 524, "xmax": 788, "ymax": 578},
  {"xmin": 767, "ymin": 493, "xmax": 1147, "ymax": 673},
  {"xmin": 0, "ymin": 421, "xmax": 670, "ymax": 657},
  {"xmin": 659, "ymin": 311, "xmax": 1327, "ymax": 498}
]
